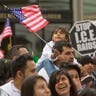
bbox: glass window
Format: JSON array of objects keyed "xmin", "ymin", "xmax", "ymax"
[
  {"xmin": 83, "ymin": 0, "xmax": 96, "ymax": 19},
  {"xmin": 29, "ymin": 0, "xmax": 70, "ymax": 10}
]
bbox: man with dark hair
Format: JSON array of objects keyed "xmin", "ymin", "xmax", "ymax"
[
  {"xmin": 78, "ymin": 55, "xmax": 95, "ymax": 77},
  {"xmin": 0, "ymin": 54, "xmax": 37, "ymax": 96},
  {"xmin": 6, "ymin": 45, "xmax": 29, "ymax": 60},
  {"xmin": 60, "ymin": 62, "xmax": 84, "ymax": 95},
  {"xmin": 37, "ymin": 41, "xmax": 75, "ymax": 82},
  {"xmin": 52, "ymin": 41, "xmax": 74, "ymax": 63}
]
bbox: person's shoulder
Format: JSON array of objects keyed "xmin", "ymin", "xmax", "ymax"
[
  {"xmin": 0, "ymin": 89, "xmax": 10, "ymax": 96},
  {"xmin": 0, "ymin": 80, "xmax": 13, "ymax": 93},
  {"xmin": 0, "ymin": 81, "xmax": 12, "ymax": 89},
  {"xmin": 0, "ymin": 81, "xmax": 13, "ymax": 96}
]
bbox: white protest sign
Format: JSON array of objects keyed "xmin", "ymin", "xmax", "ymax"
[{"xmin": 69, "ymin": 20, "xmax": 96, "ymax": 57}]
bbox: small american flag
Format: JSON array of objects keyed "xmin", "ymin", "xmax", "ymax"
[
  {"xmin": 8, "ymin": 5, "xmax": 48, "ymax": 32},
  {"xmin": 1, "ymin": 18, "xmax": 13, "ymax": 40}
]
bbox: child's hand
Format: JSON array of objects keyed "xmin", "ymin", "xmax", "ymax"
[{"xmin": 51, "ymin": 49, "xmax": 60, "ymax": 59}]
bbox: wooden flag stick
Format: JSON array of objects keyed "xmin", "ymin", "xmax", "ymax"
[{"xmin": 34, "ymin": 32, "xmax": 53, "ymax": 49}]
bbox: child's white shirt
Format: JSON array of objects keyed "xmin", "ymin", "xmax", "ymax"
[{"xmin": 36, "ymin": 41, "xmax": 55, "ymax": 66}]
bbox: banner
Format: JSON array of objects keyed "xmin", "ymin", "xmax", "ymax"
[{"xmin": 69, "ymin": 20, "xmax": 96, "ymax": 57}]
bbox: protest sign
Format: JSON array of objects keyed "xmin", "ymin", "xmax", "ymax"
[{"xmin": 69, "ymin": 20, "xmax": 96, "ymax": 57}]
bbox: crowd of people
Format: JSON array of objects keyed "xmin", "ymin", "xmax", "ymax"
[{"xmin": 0, "ymin": 26, "xmax": 96, "ymax": 96}]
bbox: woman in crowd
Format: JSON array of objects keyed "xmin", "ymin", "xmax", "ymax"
[
  {"xmin": 21, "ymin": 75, "xmax": 51, "ymax": 96},
  {"xmin": 49, "ymin": 69, "xmax": 78, "ymax": 96}
]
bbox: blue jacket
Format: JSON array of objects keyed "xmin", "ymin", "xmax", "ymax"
[{"xmin": 37, "ymin": 59, "xmax": 57, "ymax": 77}]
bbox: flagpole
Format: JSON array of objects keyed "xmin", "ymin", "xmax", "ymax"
[
  {"xmin": 34, "ymin": 32, "xmax": 47, "ymax": 44},
  {"xmin": 2, "ymin": 4, "xmax": 13, "ymax": 49},
  {"xmin": 34, "ymin": 32, "xmax": 53, "ymax": 49},
  {"xmin": 8, "ymin": 15, "xmax": 12, "ymax": 49},
  {"xmin": 8, "ymin": 37, "xmax": 12, "ymax": 50},
  {"xmin": 6, "ymin": 9, "xmax": 12, "ymax": 49}
]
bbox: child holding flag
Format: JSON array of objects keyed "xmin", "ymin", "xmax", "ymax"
[{"xmin": 36, "ymin": 26, "xmax": 70, "ymax": 66}]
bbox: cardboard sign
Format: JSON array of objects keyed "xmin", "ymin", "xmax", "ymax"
[{"xmin": 69, "ymin": 20, "xmax": 96, "ymax": 57}]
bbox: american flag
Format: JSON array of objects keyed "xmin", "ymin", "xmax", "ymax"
[
  {"xmin": 8, "ymin": 5, "xmax": 48, "ymax": 32},
  {"xmin": 0, "ymin": 49, "xmax": 4, "ymax": 59},
  {"xmin": 1, "ymin": 18, "xmax": 13, "ymax": 40}
]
